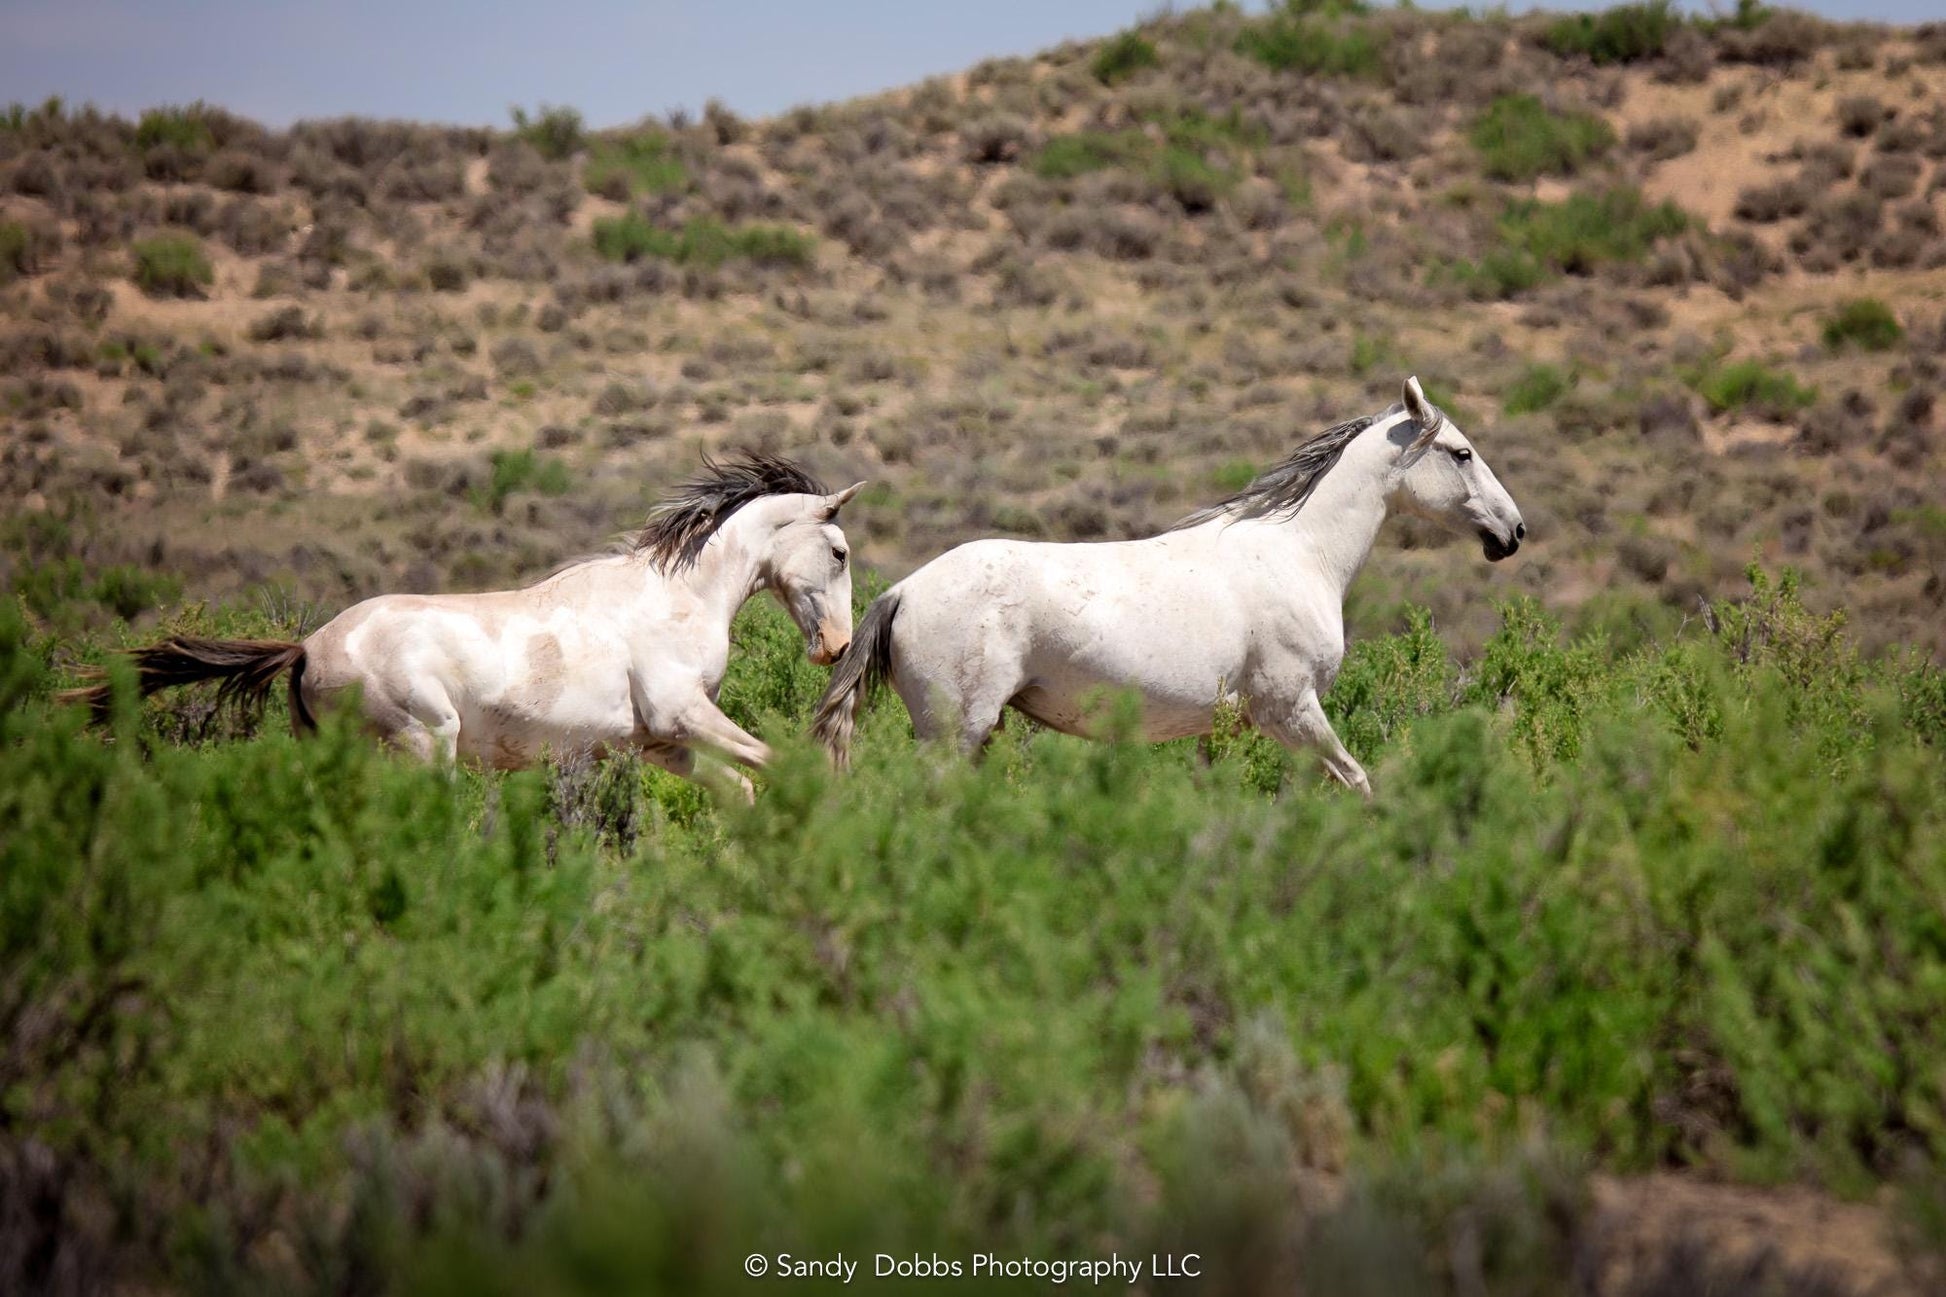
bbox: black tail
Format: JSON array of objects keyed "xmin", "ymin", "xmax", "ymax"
[
  {"xmin": 811, "ymin": 590, "xmax": 900, "ymax": 769},
  {"xmin": 59, "ymin": 636, "xmax": 316, "ymax": 735}
]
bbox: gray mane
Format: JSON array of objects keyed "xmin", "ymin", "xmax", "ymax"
[
  {"xmin": 632, "ymin": 451, "xmax": 828, "ymax": 571},
  {"xmin": 1173, "ymin": 405, "xmax": 1406, "ymax": 530}
]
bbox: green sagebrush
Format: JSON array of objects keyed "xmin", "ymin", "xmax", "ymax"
[{"xmin": 4, "ymin": 572, "xmax": 1944, "ymax": 1292}]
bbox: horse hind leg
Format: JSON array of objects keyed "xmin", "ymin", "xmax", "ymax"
[{"xmin": 387, "ymin": 682, "xmax": 463, "ymax": 766}]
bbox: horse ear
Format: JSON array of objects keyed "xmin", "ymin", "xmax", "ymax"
[
  {"xmin": 1402, "ymin": 376, "xmax": 1440, "ymax": 449},
  {"xmin": 819, "ymin": 481, "xmax": 868, "ymax": 519}
]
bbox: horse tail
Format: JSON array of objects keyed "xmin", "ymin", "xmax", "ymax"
[
  {"xmin": 59, "ymin": 636, "xmax": 317, "ymax": 735},
  {"xmin": 811, "ymin": 589, "xmax": 900, "ymax": 770}
]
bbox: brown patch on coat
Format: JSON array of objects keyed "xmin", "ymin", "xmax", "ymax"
[{"xmin": 513, "ymin": 632, "xmax": 567, "ymax": 715}]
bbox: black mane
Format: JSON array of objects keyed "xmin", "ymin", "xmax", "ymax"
[
  {"xmin": 633, "ymin": 452, "xmax": 828, "ymax": 570},
  {"xmin": 1172, "ymin": 405, "xmax": 1405, "ymax": 530}
]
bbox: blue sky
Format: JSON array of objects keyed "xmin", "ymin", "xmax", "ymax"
[{"xmin": 0, "ymin": 0, "xmax": 1934, "ymax": 129}]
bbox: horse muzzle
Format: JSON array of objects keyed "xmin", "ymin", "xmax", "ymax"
[
  {"xmin": 1480, "ymin": 520, "xmax": 1526, "ymax": 562},
  {"xmin": 809, "ymin": 624, "xmax": 850, "ymax": 666}
]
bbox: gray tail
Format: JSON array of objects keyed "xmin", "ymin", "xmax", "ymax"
[
  {"xmin": 58, "ymin": 635, "xmax": 316, "ymax": 735},
  {"xmin": 810, "ymin": 590, "xmax": 900, "ymax": 770}
]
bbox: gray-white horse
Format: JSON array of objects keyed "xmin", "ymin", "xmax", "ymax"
[
  {"xmin": 814, "ymin": 377, "xmax": 1525, "ymax": 794},
  {"xmin": 70, "ymin": 453, "xmax": 864, "ymax": 791}
]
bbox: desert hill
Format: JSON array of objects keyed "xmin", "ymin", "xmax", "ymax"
[{"xmin": 2, "ymin": 1, "xmax": 1943, "ymax": 652}]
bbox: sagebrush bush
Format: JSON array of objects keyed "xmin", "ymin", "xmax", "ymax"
[
  {"xmin": 1541, "ymin": 0, "xmax": 1678, "ymax": 64},
  {"xmin": 1687, "ymin": 356, "xmax": 1817, "ymax": 416},
  {"xmin": 129, "ymin": 232, "xmax": 213, "ymax": 297},
  {"xmin": 1470, "ymin": 94, "xmax": 1616, "ymax": 182},
  {"xmin": 0, "ymin": 218, "xmax": 59, "ymax": 283},
  {"xmin": 7, "ymin": 576, "xmax": 1946, "ymax": 1292},
  {"xmin": 1091, "ymin": 29, "xmax": 1160, "ymax": 84},
  {"xmin": 1504, "ymin": 363, "xmax": 1572, "ymax": 413},
  {"xmin": 511, "ymin": 103, "xmax": 584, "ymax": 160},
  {"xmin": 1822, "ymin": 298, "xmax": 1903, "ymax": 352},
  {"xmin": 1236, "ymin": 9, "xmax": 1382, "ymax": 78},
  {"xmin": 592, "ymin": 214, "xmax": 815, "ymax": 268},
  {"xmin": 582, "ymin": 131, "xmax": 686, "ymax": 198},
  {"xmin": 1500, "ymin": 186, "xmax": 1688, "ymax": 273}
]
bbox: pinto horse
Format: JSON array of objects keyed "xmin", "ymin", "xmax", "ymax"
[{"xmin": 69, "ymin": 453, "xmax": 865, "ymax": 790}]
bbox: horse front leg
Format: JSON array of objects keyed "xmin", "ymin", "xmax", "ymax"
[
  {"xmin": 630, "ymin": 669, "xmax": 773, "ymax": 772},
  {"xmin": 1252, "ymin": 688, "xmax": 1372, "ymax": 799},
  {"xmin": 638, "ymin": 737, "xmax": 756, "ymax": 804}
]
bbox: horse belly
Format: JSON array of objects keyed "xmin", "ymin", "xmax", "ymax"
[{"xmin": 458, "ymin": 672, "xmax": 636, "ymax": 769}]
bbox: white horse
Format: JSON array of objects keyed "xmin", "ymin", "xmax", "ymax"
[
  {"xmin": 70, "ymin": 453, "xmax": 865, "ymax": 789},
  {"xmin": 814, "ymin": 377, "xmax": 1525, "ymax": 795}
]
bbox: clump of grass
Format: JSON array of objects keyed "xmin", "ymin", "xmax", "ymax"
[
  {"xmin": 1504, "ymin": 364, "xmax": 1573, "ymax": 414},
  {"xmin": 1031, "ymin": 130, "xmax": 1148, "ymax": 180},
  {"xmin": 591, "ymin": 215, "xmax": 815, "ymax": 268},
  {"xmin": 1501, "ymin": 187, "xmax": 1688, "ymax": 273},
  {"xmin": 1236, "ymin": 7, "xmax": 1381, "ymax": 79},
  {"xmin": 130, "ymin": 233, "xmax": 214, "ymax": 298},
  {"xmin": 0, "ymin": 219, "xmax": 58, "ymax": 284},
  {"xmin": 1092, "ymin": 29, "xmax": 1160, "ymax": 84},
  {"xmin": 1821, "ymin": 298, "xmax": 1903, "ymax": 352},
  {"xmin": 1448, "ymin": 188, "xmax": 1686, "ymax": 298},
  {"xmin": 1156, "ymin": 146, "xmax": 1235, "ymax": 212},
  {"xmin": 474, "ymin": 447, "xmax": 572, "ymax": 513},
  {"xmin": 511, "ymin": 103, "xmax": 584, "ymax": 160},
  {"xmin": 1687, "ymin": 357, "xmax": 1818, "ymax": 417},
  {"xmin": 132, "ymin": 103, "xmax": 215, "ymax": 152},
  {"xmin": 583, "ymin": 131, "xmax": 686, "ymax": 199},
  {"xmin": 1541, "ymin": 0, "xmax": 1678, "ymax": 64},
  {"xmin": 1470, "ymin": 95, "xmax": 1615, "ymax": 182}
]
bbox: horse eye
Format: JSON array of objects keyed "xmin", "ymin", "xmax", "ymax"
[
  {"xmin": 832, "ymin": 547, "xmax": 848, "ymax": 566},
  {"xmin": 1452, "ymin": 447, "xmax": 1473, "ymax": 463}
]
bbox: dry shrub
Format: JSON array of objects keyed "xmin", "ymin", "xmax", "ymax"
[
  {"xmin": 1734, "ymin": 177, "xmax": 1810, "ymax": 223},
  {"xmin": 1792, "ymin": 140, "xmax": 1855, "ymax": 187},
  {"xmin": 1837, "ymin": 96, "xmax": 1889, "ymax": 139},
  {"xmin": 1860, "ymin": 154, "xmax": 1921, "ymax": 200},
  {"xmin": 1789, "ymin": 192, "xmax": 1882, "ymax": 268},
  {"xmin": 1656, "ymin": 25, "xmax": 1714, "ymax": 83},
  {"xmin": 1627, "ymin": 116, "xmax": 1698, "ymax": 161},
  {"xmin": 247, "ymin": 305, "xmax": 321, "ymax": 343},
  {"xmin": 963, "ymin": 113, "xmax": 1032, "ymax": 165},
  {"xmin": 1716, "ymin": 10, "xmax": 1825, "ymax": 67},
  {"xmin": 214, "ymin": 198, "xmax": 293, "ymax": 256}
]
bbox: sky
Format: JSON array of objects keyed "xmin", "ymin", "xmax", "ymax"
[{"xmin": 0, "ymin": 0, "xmax": 1936, "ymax": 130}]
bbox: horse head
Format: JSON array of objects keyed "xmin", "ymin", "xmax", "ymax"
[{"xmin": 1389, "ymin": 376, "xmax": 1526, "ymax": 562}]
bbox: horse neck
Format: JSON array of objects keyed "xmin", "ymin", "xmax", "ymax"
[
  {"xmin": 665, "ymin": 502, "xmax": 782, "ymax": 629},
  {"xmin": 1259, "ymin": 420, "xmax": 1403, "ymax": 602}
]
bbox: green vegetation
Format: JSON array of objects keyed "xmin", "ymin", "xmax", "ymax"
[
  {"xmin": 0, "ymin": 220, "xmax": 38, "ymax": 284},
  {"xmin": 1542, "ymin": 1, "xmax": 1679, "ymax": 64},
  {"xmin": 511, "ymin": 103, "xmax": 586, "ymax": 160},
  {"xmin": 133, "ymin": 102, "xmax": 215, "ymax": 152},
  {"xmin": 1470, "ymin": 94, "xmax": 1616, "ymax": 183},
  {"xmin": 1822, "ymin": 297, "xmax": 1904, "ymax": 352},
  {"xmin": 1448, "ymin": 188, "xmax": 1687, "ymax": 298},
  {"xmin": 1030, "ymin": 130, "xmax": 1148, "ymax": 180},
  {"xmin": 129, "ymin": 232, "xmax": 214, "ymax": 297},
  {"xmin": 1503, "ymin": 186, "xmax": 1688, "ymax": 273},
  {"xmin": 1504, "ymin": 363, "xmax": 1573, "ymax": 414},
  {"xmin": 1091, "ymin": 29, "xmax": 1160, "ymax": 84},
  {"xmin": 6, "ymin": 568, "xmax": 1945, "ymax": 1291},
  {"xmin": 1236, "ymin": 7, "xmax": 1382, "ymax": 78},
  {"xmin": 1032, "ymin": 110, "xmax": 1254, "ymax": 206},
  {"xmin": 1687, "ymin": 357, "xmax": 1819, "ymax": 417},
  {"xmin": 474, "ymin": 447, "xmax": 573, "ymax": 514},
  {"xmin": 583, "ymin": 130, "xmax": 688, "ymax": 197},
  {"xmin": 592, "ymin": 214, "xmax": 816, "ymax": 268}
]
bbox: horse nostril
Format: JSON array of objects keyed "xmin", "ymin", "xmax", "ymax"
[{"xmin": 1514, "ymin": 522, "xmax": 1526, "ymax": 542}]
